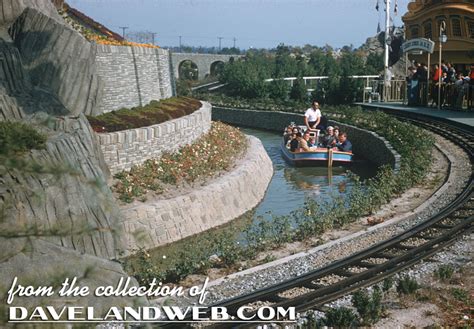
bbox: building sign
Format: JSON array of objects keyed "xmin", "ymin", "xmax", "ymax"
[{"xmin": 401, "ymin": 38, "xmax": 435, "ymax": 54}]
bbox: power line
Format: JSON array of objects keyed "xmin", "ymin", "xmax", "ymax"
[{"xmin": 150, "ymin": 32, "xmax": 157, "ymax": 45}]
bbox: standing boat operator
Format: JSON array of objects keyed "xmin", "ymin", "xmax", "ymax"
[{"xmin": 304, "ymin": 101, "xmax": 326, "ymax": 131}]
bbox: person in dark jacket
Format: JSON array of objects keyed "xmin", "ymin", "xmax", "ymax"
[{"xmin": 335, "ymin": 132, "xmax": 352, "ymax": 152}]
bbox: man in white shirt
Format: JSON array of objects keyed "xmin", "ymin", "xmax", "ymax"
[{"xmin": 304, "ymin": 101, "xmax": 322, "ymax": 130}]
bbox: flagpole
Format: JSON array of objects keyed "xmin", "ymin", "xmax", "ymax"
[{"xmin": 383, "ymin": 0, "xmax": 391, "ymax": 102}]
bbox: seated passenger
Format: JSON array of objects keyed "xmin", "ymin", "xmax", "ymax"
[
  {"xmin": 335, "ymin": 132, "xmax": 352, "ymax": 152},
  {"xmin": 333, "ymin": 126, "xmax": 340, "ymax": 138},
  {"xmin": 321, "ymin": 126, "xmax": 337, "ymax": 148},
  {"xmin": 299, "ymin": 131, "xmax": 316, "ymax": 152},
  {"xmin": 308, "ymin": 135, "xmax": 317, "ymax": 148},
  {"xmin": 284, "ymin": 126, "xmax": 293, "ymax": 143},
  {"xmin": 289, "ymin": 133, "xmax": 300, "ymax": 152}
]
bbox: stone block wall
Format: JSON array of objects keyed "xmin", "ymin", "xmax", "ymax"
[
  {"xmin": 120, "ymin": 135, "xmax": 273, "ymax": 251},
  {"xmin": 212, "ymin": 106, "xmax": 401, "ymax": 171},
  {"xmin": 98, "ymin": 101, "xmax": 211, "ymax": 174},
  {"xmin": 95, "ymin": 45, "xmax": 173, "ymax": 114}
]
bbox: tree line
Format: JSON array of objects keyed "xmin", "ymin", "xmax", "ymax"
[{"xmin": 217, "ymin": 44, "xmax": 383, "ymax": 104}]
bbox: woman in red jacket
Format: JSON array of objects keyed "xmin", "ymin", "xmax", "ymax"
[{"xmin": 431, "ymin": 64, "xmax": 442, "ymax": 107}]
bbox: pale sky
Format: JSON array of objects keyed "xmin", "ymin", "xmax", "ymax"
[{"xmin": 68, "ymin": 0, "xmax": 411, "ymax": 49}]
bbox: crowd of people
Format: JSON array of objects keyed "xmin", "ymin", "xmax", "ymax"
[
  {"xmin": 406, "ymin": 62, "xmax": 474, "ymax": 110},
  {"xmin": 284, "ymin": 101, "xmax": 353, "ymax": 153}
]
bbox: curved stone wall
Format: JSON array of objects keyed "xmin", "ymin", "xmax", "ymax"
[
  {"xmin": 212, "ymin": 106, "xmax": 400, "ymax": 171},
  {"xmin": 120, "ymin": 135, "xmax": 273, "ymax": 251},
  {"xmin": 98, "ymin": 102, "xmax": 212, "ymax": 174}
]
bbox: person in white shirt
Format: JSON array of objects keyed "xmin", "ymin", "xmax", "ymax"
[{"xmin": 304, "ymin": 101, "xmax": 322, "ymax": 130}]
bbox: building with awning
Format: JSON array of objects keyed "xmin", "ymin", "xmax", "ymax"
[{"xmin": 402, "ymin": 0, "xmax": 474, "ymax": 73}]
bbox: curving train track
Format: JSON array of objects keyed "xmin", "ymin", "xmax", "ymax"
[{"xmin": 165, "ymin": 110, "xmax": 473, "ymax": 328}]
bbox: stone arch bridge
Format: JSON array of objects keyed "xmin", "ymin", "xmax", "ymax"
[{"xmin": 171, "ymin": 53, "xmax": 242, "ymax": 80}]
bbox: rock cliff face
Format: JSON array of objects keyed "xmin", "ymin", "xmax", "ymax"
[
  {"xmin": 0, "ymin": 15, "xmax": 139, "ymax": 317},
  {"xmin": 0, "ymin": 40, "xmax": 123, "ymax": 260},
  {"xmin": 0, "ymin": 0, "xmax": 63, "ymax": 27},
  {"xmin": 9, "ymin": 8, "xmax": 103, "ymax": 116}
]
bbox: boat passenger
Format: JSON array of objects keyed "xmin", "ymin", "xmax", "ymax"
[
  {"xmin": 308, "ymin": 135, "xmax": 317, "ymax": 148},
  {"xmin": 321, "ymin": 126, "xmax": 337, "ymax": 148},
  {"xmin": 290, "ymin": 133, "xmax": 300, "ymax": 152},
  {"xmin": 335, "ymin": 132, "xmax": 352, "ymax": 152},
  {"xmin": 284, "ymin": 126, "xmax": 293, "ymax": 143},
  {"xmin": 304, "ymin": 101, "xmax": 322, "ymax": 131},
  {"xmin": 299, "ymin": 131, "xmax": 312, "ymax": 152},
  {"xmin": 333, "ymin": 126, "xmax": 340, "ymax": 138}
]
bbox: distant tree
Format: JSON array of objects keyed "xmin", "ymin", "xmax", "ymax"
[
  {"xmin": 365, "ymin": 52, "xmax": 384, "ymax": 74},
  {"xmin": 268, "ymin": 79, "xmax": 289, "ymax": 100},
  {"xmin": 289, "ymin": 78, "xmax": 307, "ymax": 102}
]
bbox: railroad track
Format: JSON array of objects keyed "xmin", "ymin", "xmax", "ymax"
[{"xmin": 165, "ymin": 111, "xmax": 473, "ymax": 328}]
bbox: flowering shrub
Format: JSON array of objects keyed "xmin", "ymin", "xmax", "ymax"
[
  {"xmin": 114, "ymin": 122, "xmax": 248, "ymax": 203},
  {"xmin": 87, "ymin": 97, "xmax": 202, "ymax": 133},
  {"xmin": 60, "ymin": 4, "xmax": 159, "ymax": 49},
  {"xmin": 84, "ymin": 32, "xmax": 160, "ymax": 49}
]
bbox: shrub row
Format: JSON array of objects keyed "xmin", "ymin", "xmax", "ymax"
[{"xmin": 87, "ymin": 97, "xmax": 202, "ymax": 133}]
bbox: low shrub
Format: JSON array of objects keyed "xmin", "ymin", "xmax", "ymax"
[
  {"xmin": 87, "ymin": 97, "xmax": 202, "ymax": 132},
  {"xmin": 352, "ymin": 286, "xmax": 383, "ymax": 325},
  {"xmin": 0, "ymin": 121, "xmax": 46, "ymax": 155},
  {"xmin": 396, "ymin": 275, "xmax": 420, "ymax": 295},
  {"xmin": 382, "ymin": 276, "xmax": 394, "ymax": 292},
  {"xmin": 322, "ymin": 307, "xmax": 358, "ymax": 328},
  {"xmin": 435, "ymin": 264, "xmax": 455, "ymax": 281}
]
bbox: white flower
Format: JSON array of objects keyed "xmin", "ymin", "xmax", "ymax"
[{"xmin": 162, "ymin": 255, "xmax": 167, "ymax": 259}]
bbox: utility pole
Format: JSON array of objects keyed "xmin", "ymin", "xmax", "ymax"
[
  {"xmin": 218, "ymin": 37, "xmax": 223, "ymax": 51},
  {"xmin": 383, "ymin": 0, "xmax": 391, "ymax": 102},
  {"xmin": 119, "ymin": 26, "xmax": 128, "ymax": 39},
  {"xmin": 438, "ymin": 21, "xmax": 447, "ymax": 110},
  {"xmin": 233, "ymin": 37, "xmax": 237, "ymax": 49},
  {"xmin": 179, "ymin": 35, "xmax": 182, "ymax": 52},
  {"xmin": 150, "ymin": 32, "xmax": 157, "ymax": 45}
]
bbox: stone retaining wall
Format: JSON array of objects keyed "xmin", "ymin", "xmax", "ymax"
[
  {"xmin": 98, "ymin": 102, "xmax": 212, "ymax": 174},
  {"xmin": 212, "ymin": 106, "xmax": 400, "ymax": 171},
  {"xmin": 120, "ymin": 135, "xmax": 273, "ymax": 251},
  {"xmin": 95, "ymin": 45, "xmax": 173, "ymax": 114}
]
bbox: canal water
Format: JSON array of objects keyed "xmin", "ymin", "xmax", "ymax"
[
  {"xmin": 136, "ymin": 128, "xmax": 379, "ymax": 269},
  {"xmin": 241, "ymin": 127, "xmax": 378, "ymax": 220}
]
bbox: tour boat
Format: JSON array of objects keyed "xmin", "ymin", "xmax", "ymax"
[
  {"xmin": 281, "ymin": 126, "xmax": 353, "ymax": 166},
  {"xmin": 281, "ymin": 141, "xmax": 353, "ymax": 167}
]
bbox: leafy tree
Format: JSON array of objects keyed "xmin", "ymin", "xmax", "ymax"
[
  {"xmin": 268, "ymin": 79, "xmax": 289, "ymax": 100},
  {"xmin": 289, "ymin": 77, "xmax": 307, "ymax": 102},
  {"xmin": 366, "ymin": 52, "xmax": 384, "ymax": 74}
]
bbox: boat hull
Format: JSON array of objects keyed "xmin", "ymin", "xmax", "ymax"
[{"xmin": 281, "ymin": 142, "xmax": 353, "ymax": 167}]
